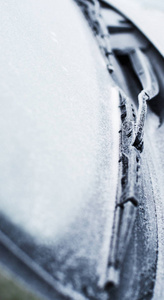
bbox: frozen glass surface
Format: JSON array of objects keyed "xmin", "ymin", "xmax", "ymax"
[{"xmin": 0, "ymin": 0, "xmax": 120, "ymax": 284}]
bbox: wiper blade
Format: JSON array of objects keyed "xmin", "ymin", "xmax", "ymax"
[
  {"xmin": 75, "ymin": 0, "xmax": 114, "ymax": 72},
  {"xmin": 106, "ymin": 92, "xmax": 140, "ymax": 288}
]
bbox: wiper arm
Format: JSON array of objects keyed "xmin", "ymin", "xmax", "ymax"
[{"xmin": 129, "ymin": 49, "xmax": 159, "ymax": 151}]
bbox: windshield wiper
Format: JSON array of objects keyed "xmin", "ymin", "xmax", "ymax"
[{"xmin": 75, "ymin": 0, "xmax": 159, "ymax": 292}]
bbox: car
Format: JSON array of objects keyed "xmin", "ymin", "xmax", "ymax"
[{"xmin": 0, "ymin": 1, "xmax": 163, "ymax": 299}]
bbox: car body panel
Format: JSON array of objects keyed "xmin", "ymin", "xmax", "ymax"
[{"xmin": 104, "ymin": 0, "xmax": 164, "ymax": 57}]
